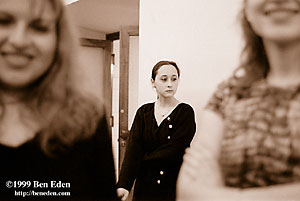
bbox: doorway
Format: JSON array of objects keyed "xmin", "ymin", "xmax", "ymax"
[{"xmin": 108, "ymin": 27, "xmax": 139, "ymax": 175}]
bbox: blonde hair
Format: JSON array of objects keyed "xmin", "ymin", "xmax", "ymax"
[{"xmin": 5, "ymin": 0, "xmax": 104, "ymax": 155}]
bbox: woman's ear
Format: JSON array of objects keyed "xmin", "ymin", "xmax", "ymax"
[{"xmin": 151, "ymin": 78, "xmax": 156, "ymax": 88}]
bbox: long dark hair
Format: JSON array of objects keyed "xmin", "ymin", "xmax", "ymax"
[{"xmin": 233, "ymin": 0, "xmax": 270, "ymax": 88}]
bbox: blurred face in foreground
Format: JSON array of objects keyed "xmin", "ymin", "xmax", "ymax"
[
  {"xmin": 0, "ymin": 0, "xmax": 57, "ymax": 90},
  {"xmin": 245, "ymin": 0, "xmax": 300, "ymax": 44}
]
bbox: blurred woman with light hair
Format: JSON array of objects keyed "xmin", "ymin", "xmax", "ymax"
[{"xmin": 0, "ymin": 0, "xmax": 117, "ymax": 200}]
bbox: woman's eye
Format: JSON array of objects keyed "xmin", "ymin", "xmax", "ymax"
[
  {"xmin": 161, "ymin": 78, "xmax": 167, "ymax": 81},
  {"xmin": 31, "ymin": 24, "xmax": 49, "ymax": 32},
  {"xmin": 30, "ymin": 21, "xmax": 50, "ymax": 32},
  {"xmin": 172, "ymin": 78, "xmax": 177, "ymax": 81},
  {"xmin": 0, "ymin": 17, "xmax": 13, "ymax": 26}
]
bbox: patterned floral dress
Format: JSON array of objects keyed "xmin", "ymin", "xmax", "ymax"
[{"xmin": 206, "ymin": 77, "xmax": 300, "ymax": 188}]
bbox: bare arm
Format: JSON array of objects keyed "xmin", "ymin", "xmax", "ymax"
[
  {"xmin": 176, "ymin": 109, "xmax": 226, "ymax": 200},
  {"xmin": 177, "ymin": 109, "xmax": 300, "ymax": 201}
]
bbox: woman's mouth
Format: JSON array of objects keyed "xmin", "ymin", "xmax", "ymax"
[
  {"xmin": 265, "ymin": 8, "xmax": 299, "ymax": 15},
  {"xmin": 264, "ymin": 1, "xmax": 300, "ymax": 16},
  {"xmin": 264, "ymin": 7, "xmax": 300, "ymax": 21},
  {"xmin": 1, "ymin": 52, "xmax": 33, "ymax": 68}
]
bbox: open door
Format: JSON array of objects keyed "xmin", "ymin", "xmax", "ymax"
[
  {"xmin": 117, "ymin": 27, "xmax": 139, "ymax": 171},
  {"xmin": 108, "ymin": 26, "xmax": 139, "ymax": 173}
]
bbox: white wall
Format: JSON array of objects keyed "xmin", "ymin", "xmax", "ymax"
[
  {"xmin": 139, "ymin": 0, "xmax": 243, "ymax": 122},
  {"xmin": 70, "ymin": 15, "xmax": 106, "ymax": 100},
  {"xmin": 129, "ymin": 36, "xmax": 140, "ymax": 127},
  {"xmin": 77, "ymin": 46, "xmax": 104, "ymax": 100}
]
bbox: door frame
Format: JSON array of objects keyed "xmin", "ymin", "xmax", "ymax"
[{"xmin": 107, "ymin": 26, "xmax": 139, "ymax": 170}]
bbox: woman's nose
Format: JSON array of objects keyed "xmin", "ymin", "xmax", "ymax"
[{"xmin": 8, "ymin": 23, "xmax": 29, "ymax": 49}]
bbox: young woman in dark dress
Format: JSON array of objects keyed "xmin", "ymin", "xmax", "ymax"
[
  {"xmin": 0, "ymin": 0, "xmax": 117, "ymax": 200},
  {"xmin": 117, "ymin": 61, "xmax": 196, "ymax": 201}
]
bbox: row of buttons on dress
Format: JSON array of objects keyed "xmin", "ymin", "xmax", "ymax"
[
  {"xmin": 167, "ymin": 117, "xmax": 172, "ymax": 140},
  {"xmin": 157, "ymin": 170, "xmax": 164, "ymax": 184},
  {"xmin": 157, "ymin": 117, "xmax": 172, "ymax": 184}
]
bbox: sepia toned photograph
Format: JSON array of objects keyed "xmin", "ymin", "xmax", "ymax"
[{"xmin": 0, "ymin": 0, "xmax": 300, "ymax": 200}]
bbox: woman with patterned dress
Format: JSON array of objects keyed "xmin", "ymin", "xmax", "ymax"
[
  {"xmin": 117, "ymin": 61, "xmax": 196, "ymax": 201},
  {"xmin": 177, "ymin": 0, "xmax": 300, "ymax": 200}
]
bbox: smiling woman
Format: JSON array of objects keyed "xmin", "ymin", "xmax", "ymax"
[
  {"xmin": 0, "ymin": 0, "xmax": 117, "ymax": 200},
  {"xmin": 177, "ymin": 0, "xmax": 300, "ymax": 200},
  {"xmin": 0, "ymin": 0, "xmax": 57, "ymax": 89},
  {"xmin": 245, "ymin": 0, "xmax": 300, "ymax": 43}
]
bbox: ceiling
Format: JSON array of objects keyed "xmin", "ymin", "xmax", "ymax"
[{"xmin": 67, "ymin": 0, "xmax": 139, "ymax": 34}]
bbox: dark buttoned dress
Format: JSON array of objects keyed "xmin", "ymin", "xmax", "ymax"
[{"xmin": 117, "ymin": 102, "xmax": 196, "ymax": 201}]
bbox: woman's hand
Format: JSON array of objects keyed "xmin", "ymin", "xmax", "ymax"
[{"xmin": 117, "ymin": 188, "xmax": 129, "ymax": 201}]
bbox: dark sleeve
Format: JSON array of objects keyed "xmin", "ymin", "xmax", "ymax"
[
  {"xmin": 117, "ymin": 107, "xmax": 145, "ymax": 191},
  {"xmin": 82, "ymin": 116, "xmax": 119, "ymax": 201},
  {"xmin": 205, "ymin": 78, "xmax": 232, "ymax": 118},
  {"xmin": 143, "ymin": 105, "xmax": 196, "ymax": 162}
]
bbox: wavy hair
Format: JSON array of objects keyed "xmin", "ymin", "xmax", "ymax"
[
  {"xmin": 3, "ymin": 0, "xmax": 103, "ymax": 155},
  {"xmin": 233, "ymin": 0, "xmax": 270, "ymax": 88}
]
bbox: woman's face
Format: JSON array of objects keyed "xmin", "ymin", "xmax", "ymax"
[
  {"xmin": 152, "ymin": 64, "xmax": 179, "ymax": 99},
  {"xmin": 245, "ymin": 0, "xmax": 300, "ymax": 43},
  {"xmin": 0, "ymin": 0, "xmax": 57, "ymax": 89}
]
